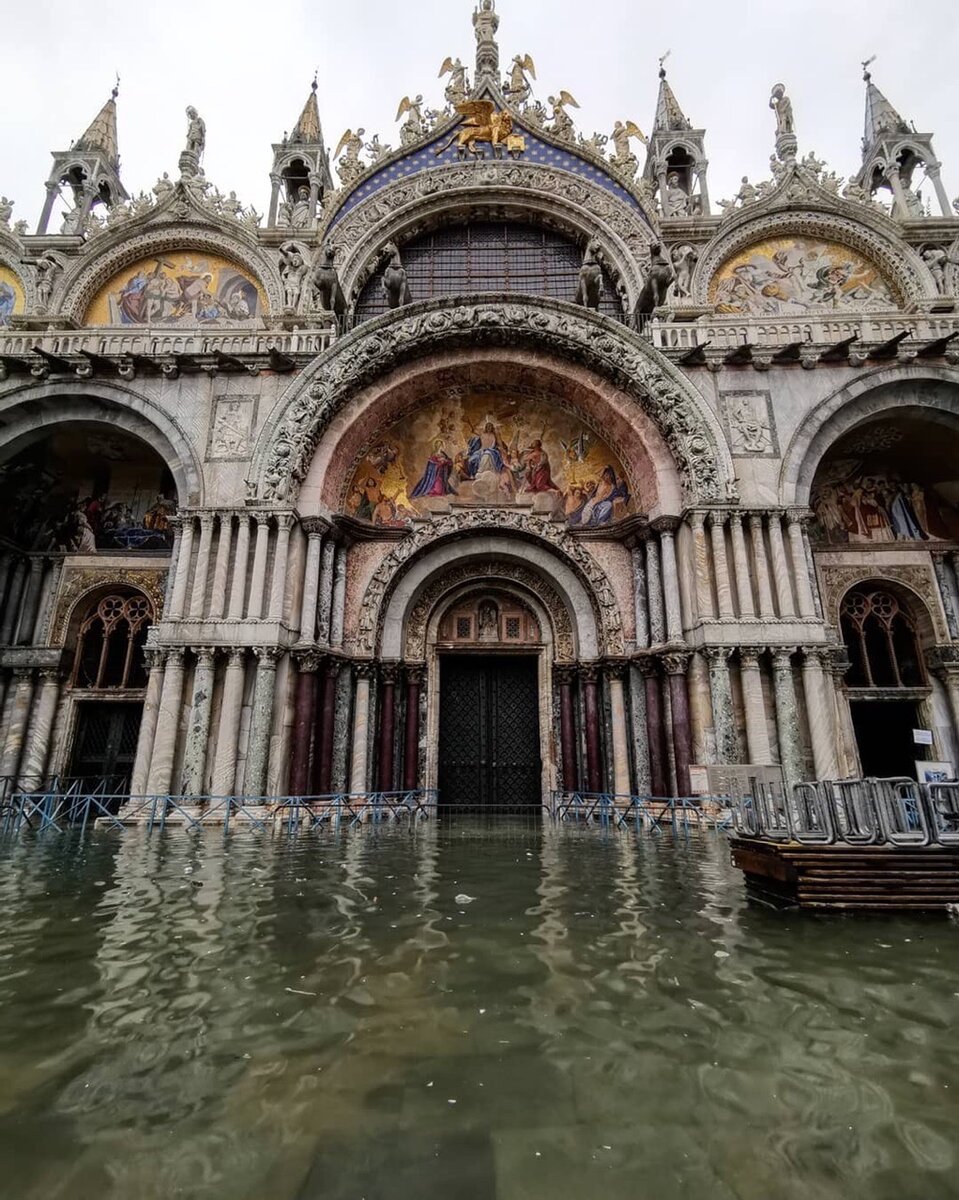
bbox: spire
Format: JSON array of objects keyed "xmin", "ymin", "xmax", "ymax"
[
  {"xmin": 653, "ymin": 63, "xmax": 691, "ymax": 133},
  {"xmin": 75, "ymin": 81, "xmax": 120, "ymax": 166},
  {"xmin": 862, "ymin": 64, "xmax": 909, "ymax": 152},
  {"xmin": 642, "ymin": 57, "xmax": 710, "ymax": 217},
  {"xmin": 267, "ymin": 74, "xmax": 333, "ymax": 230},
  {"xmin": 290, "ymin": 74, "xmax": 322, "ymax": 145}
]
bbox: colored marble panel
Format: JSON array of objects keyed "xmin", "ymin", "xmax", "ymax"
[
  {"xmin": 709, "ymin": 236, "xmax": 897, "ymax": 316},
  {"xmin": 0, "ymin": 264, "xmax": 24, "ymax": 327},
  {"xmin": 84, "ymin": 252, "xmax": 266, "ymax": 326},
  {"xmin": 344, "ymin": 395, "xmax": 632, "ymax": 529}
]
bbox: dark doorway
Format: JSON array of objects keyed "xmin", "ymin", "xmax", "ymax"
[
  {"xmin": 850, "ymin": 699, "xmax": 920, "ymax": 779},
  {"xmin": 68, "ymin": 701, "xmax": 143, "ymax": 793},
  {"xmin": 438, "ymin": 655, "xmax": 541, "ymax": 814}
]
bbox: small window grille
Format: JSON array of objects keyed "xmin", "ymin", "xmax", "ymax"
[
  {"xmin": 505, "ymin": 616, "xmax": 521, "ymax": 639},
  {"xmin": 456, "ymin": 616, "xmax": 472, "ymax": 639}
]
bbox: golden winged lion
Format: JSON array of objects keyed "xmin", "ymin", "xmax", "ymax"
[{"xmin": 435, "ymin": 100, "xmax": 514, "ymax": 158}]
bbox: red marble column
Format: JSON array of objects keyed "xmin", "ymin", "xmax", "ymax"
[
  {"xmin": 289, "ymin": 653, "xmax": 320, "ymax": 796},
  {"xmin": 377, "ymin": 666, "xmax": 398, "ymax": 793},
  {"xmin": 315, "ymin": 659, "xmax": 339, "ymax": 796},
  {"xmin": 582, "ymin": 666, "xmax": 602, "ymax": 794},
  {"xmin": 641, "ymin": 659, "xmax": 668, "ymax": 798},
  {"xmin": 556, "ymin": 667, "xmax": 578, "ymax": 790},
  {"xmin": 403, "ymin": 666, "xmax": 423, "ymax": 791},
  {"xmin": 664, "ymin": 652, "xmax": 693, "ymax": 798}
]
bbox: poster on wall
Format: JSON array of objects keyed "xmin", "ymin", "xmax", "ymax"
[{"xmin": 917, "ymin": 761, "xmax": 955, "ymax": 784}]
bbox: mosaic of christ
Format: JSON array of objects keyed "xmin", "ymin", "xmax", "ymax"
[{"xmin": 345, "ymin": 396, "xmax": 633, "ymax": 528}]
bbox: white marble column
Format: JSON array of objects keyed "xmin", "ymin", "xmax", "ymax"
[
  {"xmin": 207, "ymin": 514, "xmax": 234, "ymax": 621},
  {"xmin": 657, "ymin": 523, "xmax": 683, "ymax": 643},
  {"xmin": 247, "ymin": 516, "xmax": 272, "ymax": 620},
  {"xmin": 645, "ymin": 537, "xmax": 665, "ymax": 645},
  {"xmin": 689, "ymin": 513, "xmax": 713, "ymax": 622},
  {"xmin": 628, "ymin": 662, "xmax": 650, "ymax": 793},
  {"xmin": 180, "ymin": 649, "xmax": 216, "ymax": 796},
  {"xmin": 767, "ymin": 512, "xmax": 795, "ymax": 619},
  {"xmin": 19, "ymin": 669, "xmax": 60, "ymax": 783},
  {"xmin": 729, "ymin": 513, "xmax": 755, "ymax": 618},
  {"xmin": 608, "ymin": 667, "xmax": 631, "ymax": 799},
  {"xmin": 129, "ymin": 649, "xmax": 165, "ymax": 796},
  {"xmin": 211, "ymin": 649, "xmax": 246, "ymax": 796},
  {"xmin": 748, "ymin": 514, "xmax": 775, "ymax": 619},
  {"xmin": 771, "ymin": 648, "xmax": 803, "ymax": 784},
  {"xmin": 801, "ymin": 648, "xmax": 838, "ymax": 779},
  {"xmin": 330, "ymin": 544, "xmax": 348, "ymax": 649},
  {"xmin": 31, "ymin": 557, "xmax": 64, "ymax": 646},
  {"xmin": 739, "ymin": 649, "xmax": 772, "ymax": 765},
  {"xmin": 167, "ymin": 518, "xmax": 194, "ymax": 621},
  {"xmin": 317, "ymin": 537, "xmax": 336, "ymax": 644},
  {"xmin": 708, "ymin": 514, "xmax": 734, "ymax": 619},
  {"xmin": 146, "ymin": 648, "xmax": 186, "ymax": 794},
  {"xmin": 787, "ymin": 515, "xmax": 816, "ymax": 619},
  {"xmin": 705, "ymin": 647, "xmax": 738, "ymax": 763},
  {"xmin": 227, "ymin": 514, "xmax": 252, "ymax": 620},
  {"xmin": 245, "ymin": 647, "xmax": 280, "ymax": 798},
  {"xmin": 349, "ymin": 666, "xmax": 372, "ymax": 793},
  {"xmin": 188, "ymin": 515, "xmax": 215, "ymax": 619},
  {"xmin": 0, "ymin": 671, "xmax": 35, "ymax": 779},
  {"xmin": 298, "ymin": 527, "xmax": 324, "ymax": 643},
  {"xmin": 631, "ymin": 545, "xmax": 650, "ymax": 649},
  {"xmin": 267, "ymin": 515, "xmax": 293, "ymax": 623}
]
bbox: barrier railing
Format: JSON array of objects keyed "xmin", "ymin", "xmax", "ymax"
[{"xmin": 549, "ymin": 791, "xmax": 726, "ymax": 835}]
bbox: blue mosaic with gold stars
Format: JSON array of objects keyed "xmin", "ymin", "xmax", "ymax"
[{"xmin": 329, "ymin": 121, "xmax": 655, "ymax": 234}]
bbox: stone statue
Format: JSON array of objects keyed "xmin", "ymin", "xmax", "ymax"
[
  {"xmin": 312, "ymin": 243, "xmax": 345, "ymax": 313},
  {"xmin": 396, "ymin": 95, "xmax": 425, "ymax": 145},
  {"xmin": 611, "ymin": 120, "xmax": 644, "ymax": 161},
  {"xmin": 579, "ymin": 131, "xmax": 609, "ymax": 156},
  {"xmin": 505, "ymin": 54, "xmax": 535, "ymax": 105},
  {"xmin": 734, "ymin": 176, "xmax": 758, "ymax": 206},
  {"xmin": 364, "ymin": 134, "xmax": 392, "ymax": 164},
  {"xmin": 290, "ymin": 185, "xmax": 313, "ymax": 229},
  {"xmin": 0, "ymin": 196, "xmax": 12, "ymax": 228},
  {"xmin": 922, "ymin": 245, "xmax": 958, "ymax": 295},
  {"xmin": 636, "ymin": 243, "xmax": 675, "ymax": 316},
  {"xmin": 279, "ymin": 242, "xmax": 309, "ymax": 310},
  {"xmin": 12, "ymin": 220, "xmax": 27, "ymax": 237},
  {"xmin": 35, "ymin": 254, "xmax": 60, "ymax": 312},
  {"xmin": 439, "ymin": 57, "xmax": 469, "ymax": 108},
  {"xmin": 334, "ymin": 129, "xmax": 366, "ymax": 187},
  {"xmin": 574, "ymin": 241, "xmax": 603, "ymax": 310},
  {"xmin": 548, "ymin": 92, "xmax": 579, "ymax": 142},
  {"xmin": 153, "ymin": 172, "xmax": 173, "ymax": 199},
  {"xmin": 382, "ymin": 241, "xmax": 412, "ymax": 309},
  {"xmin": 185, "ymin": 106, "xmax": 206, "ymax": 157},
  {"xmin": 664, "ymin": 172, "xmax": 690, "ymax": 217},
  {"xmin": 769, "ymin": 84, "xmax": 794, "ymax": 136},
  {"xmin": 953, "ymin": 197, "xmax": 959, "ymax": 218},
  {"xmin": 670, "ymin": 243, "xmax": 698, "ymax": 299},
  {"xmin": 473, "ymin": 0, "xmax": 499, "ymax": 51}
]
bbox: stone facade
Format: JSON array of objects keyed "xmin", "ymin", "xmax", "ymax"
[{"xmin": 2, "ymin": 7, "xmax": 959, "ymax": 800}]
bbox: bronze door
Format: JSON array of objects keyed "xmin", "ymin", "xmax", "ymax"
[
  {"xmin": 68, "ymin": 701, "xmax": 143, "ymax": 793},
  {"xmin": 438, "ymin": 655, "xmax": 541, "ymax": 813}
]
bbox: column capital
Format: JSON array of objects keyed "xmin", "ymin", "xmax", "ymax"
[
  {"xmin": 253, "ymin": 512, "xmax": 272, "ymax": 528},
  {"xmin": 925, "ymin": 644, "xmax": 959, "ymax": 677},
  {"xmin": 688, "ymin": 510, "xmax": 706, "ymax": 532},
  {"xmin": 379, "ymin": 663, "xmax": 401, "ymax": 685},
  {"xmin": 702, "ymin": 645, "xmax": 732, "ymax": 665},
  {"xmin": 253, "ymin": 645, "xmax": 283, "ymax": 666},
  {"xmin": 405, "ymin": 662, "xmax": 426, "ymax": 685},
  {"xmin": 224, "ymin": 648, "xmax": 246, "ymax": 668},
  {"xmin": 36, "ymin": 665, "xmax": 62, "ymax": 683},
  {"xmin": 354, "ymin": 661, "xmax": 376, "ymax": 681},
  {"xmin": 770, "ymin": 646, "xmax": 797, "ymax": 670},
  {"xmin": 194, "ymin": 646, "xmax": 217, "ymax": 667},
  {"xmin": 604, "ymin": 659, "xmax": 628, "ymax": 680},
  {"xmin": 165, "ymin": 646, "xmax": 187, "ymax": 666},
  {"xmin": 707, "ymin": 510, "xmax": 729, "ymax": 530},
  {"xmin": 651, "ymin": 515, "xmax": 680, "ymax": 536},
  {"xmin": 661, "ymin": 651, "xmax": 691, "ymax": 676},
  {"xmin": 302, "ymin": 517, "xmax": 329, "ymax": 538},
  {"xmin": 579, "ymin": 663, "xmax": 601, "ymax": 684},
  {"xmin": 274, "ymin": 512, "xmax": 296, "ymax": 532},
  {"xmin": 727, "ymin": 510, "xmax": 744, "ymax": 529},
  {"xmin": 293, "ymin": 648, "xmax": 324, "ymax": 673},
  {"xmin": 197, "ymin": 512, "xmax": 216, "ymax": 531},
  {"xmin": 553, "ymin": 664, "xmax": 578, "ymax": 686},
  {"xmin": 636, "ymin": 655, "xmax": 660, "ymax": 679},
  {"xmin": 143, "ymin": 646, "xmax": 166, "ymax": 671},
  {"xmin": 747, "ymin": 511, "xmax": 765, "ymax": 530},
  {"xmin": 738, "ymin": 647, "xmax": 762, "ymax": 669},
  {"xmin": 801, "ymin": 645, "xmax": 831, "ymax": 669}
]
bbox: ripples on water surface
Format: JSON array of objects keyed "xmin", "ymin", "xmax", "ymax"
[{"xmin": 0, "ymin": 824, "xmax": 957, "ymax": 1199}]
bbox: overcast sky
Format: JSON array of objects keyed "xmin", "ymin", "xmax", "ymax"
[{"xmin": 1, "ymin": 0, "xmax": 957, "ymax": 228}]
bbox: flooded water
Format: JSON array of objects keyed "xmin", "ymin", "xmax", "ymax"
[{"xmin": 0, "ymin": 824, "xmax": 957, "ymax": 1200}]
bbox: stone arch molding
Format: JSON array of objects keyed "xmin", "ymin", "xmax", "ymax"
[
  {"xmin": 358, "ymin": 513, "xmax": 621, "ymax": 661},
  {"xmin": 819, "ymin": 565, "xmax": 947, "ymax": 644},
  {"xmin": 252, "ymin": 297, "xmax": 731, "ymax": 507}
]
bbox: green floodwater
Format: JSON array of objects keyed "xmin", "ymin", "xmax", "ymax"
[{"xmin": 0, "ymin": 824, "xmax": 958, "ymax": 1200}]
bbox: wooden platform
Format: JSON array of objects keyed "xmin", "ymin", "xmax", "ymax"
[{"xmin": 729, "ymin": 837, "xmax": 959, "ymax": 912}]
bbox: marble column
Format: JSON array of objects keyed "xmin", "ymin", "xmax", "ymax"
[
  {"xmin": 704, "ymin": 646, "xmax": 739, "ymax": 763},
  {"xmin": 189, "ymin": 515, "xmax": 215, "ymax": 619},
  {"xmin": 129, "ymin": 648, "xmax": 165, "ymax": 796},
  {"xmin": 787, "ymin": 515, "xmax": 816, "ymax": 619},
  {"xmin": 17, "ymin": 559, "xmax": 46, "ymax": 646},
  {"xmin": 267, "ymin": 515, "xmax": 293, "ymax": 623},
  {"xmin": 801, "ymin": 647, "xmax": 838, "ymax": 780},
  {"xmin": 664, "ymin": 652, "xmax": 693, "ymax": 797},
  {"xmin": 739, "ymin": 648, "xmax": 772, "ymax": 765},
  {"xmin": 180, "ymin": 648, "xmax": 216, "ymax": 796},
  {"xmin": 403, "ymin": 665, "xmax": 424, "ymax": 791},
  {"xmin": 767, "ymin": 512, "xmax": 795, "ymax": 619},
  {"xmin": 330, "ymin": 545, "xmax": 348, "ymax": 649},
  {"xmin": 748, "ymin": 514, "xmax": 775, "ymax": 619},
  {"xmin": 645, "ymin": 538, "xmax": 665, "ymax": 645},
  {"xmin": 317, "ymin": 537, "xmax": 336, "ymax": 645},
  {"xmin": 0, "ymin": 554, "xmax": 13, "ymax": 623},
  {"xmin": 607, "ymin": 664, "xmax": 631, "ymax": 799},
  {"xmin": 316, "ymin": 660, "xmax": 340, "ymax": 795},
  {"xmin": 289, "ymin": 652, "xmax": 320, "ymax": 796},
  {"xmin": 167, "ymin": 518, "xmax": 194, "ymax": 621},
  {"xmin": 828, "ymin": 648, "xmax": 859, "ymax": 778},
  {"xmin": 298, "ymin": 527, "xmax": 324, "ymax": 642},
  {"xmin": 19, "ymin": 669, "xmax": 60, "ymax": 784},
  {"xmin": 0, "ymin": 559, "xmax": 27, "ymax": 644},
  {"xmin": 32, "ymin": 557, "xmax": 64, "ymax": 647},
  {"xmin": 556, "ymin": 667, "xmax": 578, "ymax": 790},
  {"xmin": 708, "ymin": 513, "xmax": 733, "ymax": 619},
  {"xmin": 689, "ymin": 513, "xmax": 713, "ymax": 621},
  {"xmin": 771, "ymin": 648, "xmax": 803, "ymax": 785},
  {"xmin": 628, "ymin": 663, "xmax": 651, "ymax": 795},
  {"xmin": 377, "ymin": 666, "xmax": 398, "ymax": 792},
  {"xmin": 211, "ymin": 650, "xmax": 246, "ymax": 796},
  {"xmin": 0, "ymin": 671, "xmax": 35, "ymax": 780},
  {"xmin": 933, "ymin": 554, "xmax": 959, "ymax": 641},
  {"xmin": 729, "ymin": 513, "xmax": 755, "ymax": 618},
  {"xmin": 349, "ymin": 665, "xmax": 373, "ymax": 794},
  {"xmin": 657, "ymin": 522, "xmax": 683, "ymax": 643},
  {"xmin": 245, "ymin": 647, "xmax": 281, "ymax": 798},
  {"xmin": 933, "ymin": 662, "xmax": 959, "ymax": 747},
  {"xmin": 207, "ymin": 514, "xmax": 233, "ymax": 621},
  {"xmin": 247, "ymin": 517, "xmax": 272, "ymax": 620},
  {"xmin": 631, "ymin": 545, "xmax": 650, "ymax": 649},
  {"xmin": 146, "ymin": 648, "xmax": 186, "ymax": 794},
  {"xmin": 640, "ymin": 660, "xmax": 668, "ymax": 797},
  {"xmin": 227, "ymin": 514, "xmax": 252, "ymax": 620},
  {"xmin": 581, "ymin": 666, "xmax": 602, "ymax": 793}
]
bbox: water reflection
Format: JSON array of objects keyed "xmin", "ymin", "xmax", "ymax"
[{"xmin": 0, "ymin": 824, "xmax": 956, "ymax": 1199}]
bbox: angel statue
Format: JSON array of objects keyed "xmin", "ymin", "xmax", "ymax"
[
  {"xmin": 548, "ymin": 92, "xmax": 579, "ymax": 142},
  {"xmin": 439, "ymin": 57, "xmax": 469, "ymax": 108},
  {"xmin": 505, "ymin": 54, "xmax": 535, "ymax": 105},
  {"xmin": 610, "ymin": 120, "xmax": 646, "ymax": 180},
  {"xmin": 396, "ymin": 95, "xmax": 425, "ymax": 146},
  {"xmin": 334, "ymin": 128, "xmax": 366, "ymax": 187}
]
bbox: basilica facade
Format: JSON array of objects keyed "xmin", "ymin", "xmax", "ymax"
[{"xmin": 2, "ymin": 4, "xmax": 959, "ymax": 808}]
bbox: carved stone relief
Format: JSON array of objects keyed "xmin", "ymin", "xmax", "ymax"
[
  {"xmin": 721, "ymin": 390, "xmax": 777, "ymax": 456},
  {"xmin": 207, "ymin": 395, "xmax": 258, "ymax": 461}
]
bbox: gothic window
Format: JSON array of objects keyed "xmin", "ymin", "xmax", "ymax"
[
  {"xmin": 71, "ymin": 593, "xmax": 153, "ymax": 690},
  {"xmin": 355, "ymin": 221, "xmax": 620, "ymax": 322},
  {"xmin": 840, "ymin": 588, "xmax": 924, "ymax": 689}
]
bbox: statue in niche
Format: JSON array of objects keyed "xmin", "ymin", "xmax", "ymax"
[
  {"xmin": 664, "ymin": 172, "xmax": 691, "ymax": 217},
  {"xmin": 574, "ymin": 241, "xmax": 603, "ymax": 310},
  {"xmin": 289, "ymin": 185, "xmax": 313, "ymax": 229},
  {"xmin": 922, "ymin": 245, "xmax": 959, "ymax": 295},
  {"xmin": 312, "ymin": 243, "xmax": 345, "ymax": 313},
  {"xmin": 35, "ymin": 254, "xmax": 61, "ymax": 312},
  {"xmin": 670, "ymin": 243, "xmax": 698, "ymax": 299},
  {"xmin": 769, "ymin": 84, "xmax": 794, "ymax": 137},
  {"xmin": 505, "ymin": 54, "xmax": 536, "ymax": 105},
  {"xmin": 478, "ymin": 600, "xmax": 499, "ymax": 641},
  {"xmin": 279, "ymin": 242, "xmax": 309, "ymax": 311},
  {"xmin": 439, "ymin": 57, "xmax": 470, "ymax": 107},
  {"xmin": 636, "ymin": 243, "xmax": 675, "ymax": 314},
  {"xmin": 382, "ymin": 241, "xmax": 412, "ymax": 309},
  {"xmin": 184, "ymin": 106, "xmax": 206, "ymax": 157}
]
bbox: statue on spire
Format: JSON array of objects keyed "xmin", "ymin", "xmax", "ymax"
[
  {"xmin": 180, "ymin": 106, "xmax": 206, "ymax": 179},
  {"xmin": 473, "ymin": 0, "xmax": 500, "ymax": 81},
  {"xmin": 769, "ymin": 83, "xmax": 797, "ymax": 164}
]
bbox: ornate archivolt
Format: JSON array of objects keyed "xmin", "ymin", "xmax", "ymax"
[
  {"xmin": 356, "ymin": 509, "xmax": 623, "ymax": 659},
  {"xmin": 817, "ymin": 563, "xmax": 947, "ymax": 643},
  {"xmin": 252, "ymin": 297, "xmax": 731, "ymax": 507},
  {"xmin": 51, "ymin": 567, "xmax": 168, "ymax": 644}
]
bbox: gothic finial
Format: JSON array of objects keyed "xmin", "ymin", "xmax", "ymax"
[
  {"xmin": 311, "ymin": 69, "xmax": 318, "ymax": 94},
  {"xmin": 112, "ymin": 72, "xmax": 120, "ymax": 100},
  {"xmin": 861, "ymin": 54, "xmax": 876, "ymax": 82},
  {"xmin": 658, "ymin": 50, "xmax": 671, "ymax": 80}
]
